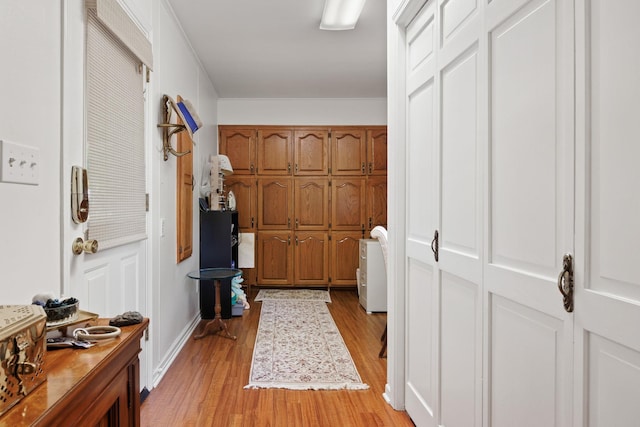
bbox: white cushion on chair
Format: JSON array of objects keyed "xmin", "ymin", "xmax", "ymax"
[{"xmin": 370, "ymin": 226, "xmax": 388, "ymax": 270}]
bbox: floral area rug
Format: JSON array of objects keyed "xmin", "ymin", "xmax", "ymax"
[
  {"xmin": 254, "ymin": 289, "xmax": 331, "ymax": 303},
  {"xmin": 245, "ymin": 299, "xmax": 368, "ymax": 390}
]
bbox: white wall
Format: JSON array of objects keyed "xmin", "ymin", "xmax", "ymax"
[
  {"xmin": 218, "ymin": 98, "xmax": 387, "ymax": 125},
  {"xmin": 0, "ymin": 0, "xmax": 218, "ymax": 391},
  {"xmin": 0, "ymin": 2, "xmax": 61, "ymax": 303},
  {"xmin": 150, "ymin": 0, "xmax": 219, "ymax": 386}
]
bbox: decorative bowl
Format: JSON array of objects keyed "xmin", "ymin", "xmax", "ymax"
[{"xmin": 44, "ymin": 301, "xmax": 79, "ymax": 326}]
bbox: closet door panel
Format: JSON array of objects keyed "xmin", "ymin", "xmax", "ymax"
[
  {"xmin": 406, "ymin": 82, "xmax": 435, "ymax": 263},
  {"xmin": 439, "ymin": 46, "xmax": 481, "ymax": 284},
  {"xmin": 575, "ymin": 1, "xmax": 640, "ymax": 424},
  {"xmin": 438, "ymin": 4, "xmax": 483, "ymax": 426},
  {"xmin": 404, "ymin": 2, "xmax": 438, "ymax": 426},
  {"xmin": 440, "ymin": 272, "xmax": 480, "ymax": 427},
  {"xmin": 485, "ymin": 1, "xmax": 574, "ymax": 426},
  {"xmin": 405, "ymin": 259, "xmax": 436, "ymax": 427}
]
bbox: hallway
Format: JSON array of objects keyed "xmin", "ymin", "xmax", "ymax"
[{"xmin": 141, "ymin": 289, "xmax": 413, "ymax": 426}]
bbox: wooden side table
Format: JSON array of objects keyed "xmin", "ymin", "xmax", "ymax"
[
  {"xmin": 1, "ymin": 319, "xmax": 148, "ymax": 426},
  {"xmin": 188, "ymin": 268, "xmax": 242, "ymax": 340}
]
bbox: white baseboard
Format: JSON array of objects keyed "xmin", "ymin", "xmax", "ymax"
[{"xmin": 151, "ymin": 314, "xmax": 200, "ymax": 388}]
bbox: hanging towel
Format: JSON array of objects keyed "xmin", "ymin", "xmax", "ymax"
[{"xmin": 238, "ymin": 232, "xmax": 255, "ymax": 268}]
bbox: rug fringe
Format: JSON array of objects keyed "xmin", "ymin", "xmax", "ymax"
[{"xmin": 244, "ymin": 383, "xmax": 369, "ymax": 391}]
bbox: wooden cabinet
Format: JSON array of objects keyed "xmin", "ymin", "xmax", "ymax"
[
  {"xmin": 294, "ymin": 129, "xmax": 329, "ymax": 175},
  {"xmin": 1, "ymin": 320, "xmax": 148, "ymax": 427},
  {"xmin": 258, "ymin": 177, "xmax": 293, "ymax": 229},
  {"xmin": 294, "ymin": 177, "xmax": 329, "ymax": 230},
  {"xmin": 257, "ymin": 230, "xmax": 293, "ymax": 286},
  {"xmin": 331, "ymin": 177, "xmax": 366, "ymax": 231},
  {"xmin": 224, "ymin": 177, "xmax": 257, "ymax": 288},
  {"xmin": 225, "ymin": 176, "xmax": 256, "ymax": 230},
  {"xmin": 331, "ymin": 128, "xmax": 367, "ymax": 175},
  {"xmin": 220, "ymin": 124, "xmax": 386, "ymax": 289},
  {"xmin": 294, "ymin": 231, "xmax": 329, "ymax": 286},
  {"xmin": 330, "ymin": 231, "xmax": 363, "ymax": 286},
  {"xmin": 366, "ymin": 176, "xmax": 387, "ymax": 231},
  {"xmin": 366, "ymin": 127, "xmax": 387, "ymax": 175},
  {"xmin": 219, "ymin": 127, "xmax": 256, "ymax": 175},
  {"xmin": 257, "ymin": 128, "xmax": 292, "ymax": 175}
]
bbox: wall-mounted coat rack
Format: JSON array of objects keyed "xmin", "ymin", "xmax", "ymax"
[{"xmin": 157, "ymin": 94, "xmax": 202, "ymax": 161}]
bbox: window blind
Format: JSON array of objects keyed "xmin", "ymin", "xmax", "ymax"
[{"xmin": 85, "ymin": 6, "xmax": 147, "ymax": 249}]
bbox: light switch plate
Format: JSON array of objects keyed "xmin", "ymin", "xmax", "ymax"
[{"xmin": 0, "ymin": 139, "xmax": 40, "ymax": 185}]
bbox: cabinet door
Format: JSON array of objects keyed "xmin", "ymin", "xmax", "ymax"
[
  {"xmin": 258, "ymin": 177, "xmax": 293, "ymax": 229},
  {"xmin": 331, "ymin": 128, "xmax": 366, "ymax": 175},
  {"xmin": 219, "ymin": 127, "xmax": 256, "ymax": 175},
  {"xmin": 330, "ymin": 231, "xmax": 362, "ymax": 287},
  {"xmin": 294, "ymin": 177, "xmax": 329, "ymax": 230},
  {"xmin": 257, "ymin": 231, "xmax": 293, "ymax": 286},
  {"xmin": 367, "ymin": 127, "xmax": 387, "ymax": 175},
  {"xmin": 226, "ymin": 176, "xmax": 256, "ymax": 230},
  {"xmin": 294, "ymin": 129, "xmax": 329, "ymax": 175},
  {"xmin": 78, "ymin": 365, "xmax": 130, "ymax": 426},
  {"xmin": 366, "ymin": 176, "xmax": 387, "ymax": 231},
  {"xmin": 257, "ymin": 128, "xmax": 293, "ymax": 175},
  {"xmin": 331, "ymin": 178, "xmax": 366, "ymax": 231},
  {"xmin": 294, "ymin": 231, "xmax": 329, "ymax": 286}
]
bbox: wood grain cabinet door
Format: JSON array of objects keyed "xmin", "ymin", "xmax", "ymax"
[
  {"xmin": 294, "ymin": 231, "xmax": 329, "ymax": 286},
  {"xmin": 219, "ymin": 127, "xmax": 256, "ymax": 175},
  {"xmin": 331, "ymin": 178, "xmax": 366, "ymax": 231},
  {"xmin": 257, "ymin": 230, "xmax": 293, "ymax": 286},
  {"xmin": 294, "ymin": 177, "xmax": 329, "ymax": 230},
  {"xmin": 367, "ymin": 127, "xmax": 387, "ymax": 175},
  {"xmin": 366, "ymin": 176, "xmax": 387, "ymax": 231},
  {"xmin": 294, "ymin": 129, "xmax": 329, "ymax": 175},
  {"xmin": 225, "ymin": 176, "xmax": 257, "ymax": 230},
  {"xmin": 258, "ymin": 177, "xmax": 293, "ymax": 229},
  {"xmin": 331, "ymin": 128, "xmax": 366, "ymax": 175},
  {"xmin": 330, "ymin": 231, "xmax": 362, "ymax": 287},
  {"xmin": 257, "ymin": 128, "xmax": 293, "ymax": 175}
]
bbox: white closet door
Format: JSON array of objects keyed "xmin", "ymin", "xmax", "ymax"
[
  {"xmin": 404, "ymin": 2, "xmax": 438, "ymax": 425},
  {"xmin": 574, "ymin": 1, "xmax": 640, "ymax": 425},
  {"xmin": 484, "ymin": 1, "xmax": 574, "ymax": 426},
  {"xmin": 437, "ymin": 0, "xmax": 483, "ymax": 426}
]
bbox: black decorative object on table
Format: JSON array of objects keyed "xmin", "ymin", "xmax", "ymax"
[
  {"xmin": 109, "ymin": 311, "xmax": 144, "ymax": 327},
  {"xmin": 41, "ymin": 297, "xmax": 79, "ymax": 323}
]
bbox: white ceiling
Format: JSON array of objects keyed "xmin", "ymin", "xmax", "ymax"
[{"xmin": 166, "ymin": 0, "xmax": 387, "ymax": 99}]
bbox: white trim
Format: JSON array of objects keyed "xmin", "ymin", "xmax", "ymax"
[{"xmin": 151, "ymin": 314, "xmax": 200, "ymax": 387}]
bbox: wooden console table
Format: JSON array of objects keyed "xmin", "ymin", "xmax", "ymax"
[{"xmin": 1, "ymin": 318, "xmax": 149, "ymax": 426}]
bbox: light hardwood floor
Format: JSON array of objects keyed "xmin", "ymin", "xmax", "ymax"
[{"xmin": 140, "ymin": 288, "xmax": 414, "ymax": 427}]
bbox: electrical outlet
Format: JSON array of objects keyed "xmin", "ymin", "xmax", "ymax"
[{"xmin": 0, "ymin": 140, "xmax": 40, "ymax": 185}]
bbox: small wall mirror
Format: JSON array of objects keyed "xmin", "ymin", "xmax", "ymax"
[{"xmin": 71, "ymin": 166, "xmax": 89, "ymax": 224}]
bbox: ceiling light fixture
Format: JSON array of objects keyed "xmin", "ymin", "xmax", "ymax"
[{"xmin": 320, "ymin": 0, "xmax": 367, "ymax": 31}]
